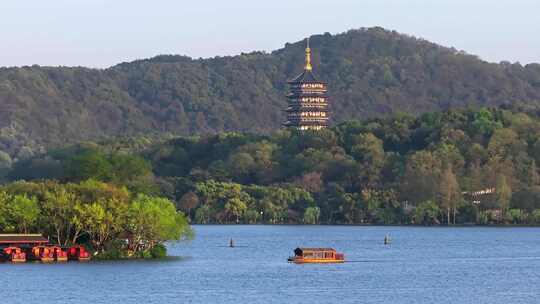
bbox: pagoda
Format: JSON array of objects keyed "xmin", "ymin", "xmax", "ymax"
[{"xmin": 284, "ymin": 38, "xmax": 329, "ymax": 130}]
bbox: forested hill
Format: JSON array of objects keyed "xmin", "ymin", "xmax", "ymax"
[
  {"xmin": 2, "ymin": 27, "xmax": 540, "ymax": 161},
  {"xmin": 7, "ymin": 107, "xmax": 540, "ymax": 225}
]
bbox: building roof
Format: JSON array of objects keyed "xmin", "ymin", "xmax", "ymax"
[
  {"xmin": 0, "ymin": 234, "xmax": 48, "ymax": 244},
  {"xmin": 295, "ymin": 247, "xmax": 336, "ymax": 252},
  {"xmin": 288, "ymin": 38, "xmax": 326, "ymax": 84},
  {"xmin": 288, "ymin": 69, "xmax": 321, "ymax": 83}
]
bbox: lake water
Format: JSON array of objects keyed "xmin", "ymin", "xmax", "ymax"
[{"xmin": 2, "ymin": 225, "xmax": 540, "ymax": 304}]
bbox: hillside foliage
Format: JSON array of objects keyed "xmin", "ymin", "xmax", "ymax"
[
  {"xmin": 7, "ymin": 107, "xmax": 540, "ymax": 225},
  {"xmin": 2, "ymin": 27, "xmax": 540, "ymax": 161}
]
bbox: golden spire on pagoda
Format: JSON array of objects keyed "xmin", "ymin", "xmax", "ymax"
[{"xmin": 304, "ymin": 37, "xmax": 312, "ymax": 71}]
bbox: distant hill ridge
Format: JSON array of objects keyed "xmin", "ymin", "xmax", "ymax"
[{"xmin": 1, "ymin": 27, "xmax": 540, "ymax": 160}]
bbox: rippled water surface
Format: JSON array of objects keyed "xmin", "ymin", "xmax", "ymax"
[{"xmin": 2, "ymin": 225, "xmax": 540, "ymax": 304}]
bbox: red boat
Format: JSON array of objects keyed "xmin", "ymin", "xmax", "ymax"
[
  {"xmin": 3, "ymin": 246, "xmax": 26, "ymax": 263},
  {"xmin": 51, "ymin": 246, "xmax": 68, "ymax": 262},
  {"xmin": 32, "ymin": 246, "xmax": 55, "ymax": 263},
  {"xmin": 68, "ymin": 245, "xmax": 91, "ymax": 261}
]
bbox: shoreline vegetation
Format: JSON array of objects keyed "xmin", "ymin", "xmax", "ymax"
[
  {"xmin": 3, "ymin": 107, "xmax": 540, "ymax": 255},
  {"xmin": 0, "ymin": 180, "xmax": 193, "ymax": 260}
]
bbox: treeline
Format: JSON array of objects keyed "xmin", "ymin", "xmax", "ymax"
[
  {"xmin": 2, "ymin": 27, "xmax": 540, "ymax": 161},
  {"xmin": 0, "ymin": 180, "xmax": 192, "ymax": 258},
  {"xmin": 6, "ymin": 107, "xmax": 540, "ymax": 225}
]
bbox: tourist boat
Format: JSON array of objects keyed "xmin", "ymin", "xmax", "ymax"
[
  {"xmin": 288, "ymin": 247, "xmax": 345, "ymax": 264},
  {"xmin": 32, "ymin": 246, "xmax": 55, "ymax": 263},
  {"xmin": 51, "ymin": 246, "xmax": 68, "ymax": 262},
  {"xmin": 68, "ymin": 245, "xmax": 91, "ymax": 261},
  {"xmin": 3, "ymin": 246, "xmax": 26, "ymax": 263}
]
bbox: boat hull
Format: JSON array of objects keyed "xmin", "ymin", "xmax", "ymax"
[{"xmin": 288, "ymin": 258, "xmax": 344, "ymax": 264}]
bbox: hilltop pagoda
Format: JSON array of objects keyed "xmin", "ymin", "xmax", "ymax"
[{"xmin": 284, "ymin": 38, "xmax": 329, "ymax": 130}]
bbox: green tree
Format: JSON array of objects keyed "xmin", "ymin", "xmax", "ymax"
[
  {"xmin": 400, "ymin": 151, "xmax": 441, "ymax": 204},
  {"xmin": 303, "ymin": 206, "xmax": 321, "ymax": 224},
  {"xmin": 75, "ymin": 197, "xmax": 128, "ymax": 252},
  {"xmin": 508, "ymin": 209, "xmax": 525, "ymax": 224},
  {"xmin": 496, "ymin": 175, "xmax": 512, "ymax": 216},
  {"xmin": 350, "ymin": 132, "xmax": 385, "ymax": 187},
  {"xmin": 67, "ymin": 150, "xmax": 112, "ymax": 181},
  {"xmin": 42, "ymin": 187, "xmax": 82, "ymax": 245},
  {"xmin": 224, "ymin": 197, "xmax": 247, "ymax": 223},
  {"xmin": 0, "ymin": 191, "xmax": 12, "ymax": 231},
  {"xmin": 433, "ymin": 143, "xmax": 464, "ymax": 173},
  {"xmin": 109, "ymin": 154, "xmax": 153, "ymax": 184},
  {"xmin": 487, "ymin": 128, "xmax": 525, "ymax": 160},
  {"xmin": 341, "ymin": 192, "xmax": 361, "ymax": 224},
  {"xmin": 232, "ymin": 140, "xmax": 278, "ymax": 184},
  {"xmin": 9, "ymin": 194, "xmax": 40, "ymax": 234},
  {"xmin": 195, "ymin": 204, "xmax": 212, "ymax": 224},
  {"xmin": 0, "ymin": 151, "xmax": 12, "ymax": 179},
  {"xmin": 126, "ymin": 194, "xmax": 192, "ymax": 253},
  {"xmin": 244, "ymin": 210, "xmax": 261, "ymax": 224},
  {"xmin": 414, "ymin": 200, "xmax": 440, "ymax": 225},
  {"xmin": 532, "ymin": 210, "xmax": 540, "ymax": 224},
  {"xmin": 472, "ymin": 108, "xmax": 502, "ymax": 136},
  {"xmin": 227, "ymin": 152, "xmax": 255, "ymax": 182},
  {"xmin": 438, "ymin": 167, "xmax": 461, "ymax": 224},
  {"xmin": 526, "ymin": 160, "xmax": 539, "ymax": 187},
  {"xmin": 75, "ymin": 201, "xmax": 113, "ymax": 252}
]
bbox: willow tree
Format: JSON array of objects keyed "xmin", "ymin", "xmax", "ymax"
[
  {"xmin": 496, "ymin": 175, "xmax": 512, "ymax": 217},
  {"xmin": 303, "ymin": 206, "xmax": 321, "ymax": 224},
  {"xmin": 438, "ymin": 167, "xmax": 461, "ymax": 225},
  {"xmin": 126, "ymin": 194, "xmax": 192, "ymax": 254}
]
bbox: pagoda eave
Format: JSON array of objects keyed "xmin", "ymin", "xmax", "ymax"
[{"xmin": 286, "ymin": 108, "xmax": 329, "ymax": 112}]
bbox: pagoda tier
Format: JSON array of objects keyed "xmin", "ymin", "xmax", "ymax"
[
  {"xmin": 283, "ymin": 38, "xmax": 330, "ymax": 131},
  {"xmin": 284, "ymin": 109, "xmax": 329, "ymax": 117},
  {"xmin": 287, "ymin": 93, "xmax": 328, "ymax": 99}
]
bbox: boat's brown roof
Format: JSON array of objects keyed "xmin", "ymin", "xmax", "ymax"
[
  {"xmin": 296, "ymin": 247, "xmax": 336, "ymax": 252},
  {"xmin": 0, "ymin": 234, "xmax": 48, "ymax": 244}
]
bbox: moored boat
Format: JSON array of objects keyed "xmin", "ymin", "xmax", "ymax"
[
  {"xmin": 288, "ymin": 247, "xmax": 345, "ymax": 264},
  {"xmin": 32, "ymin": 246, "xmax": 54, "ymax": 263},
  {"xmin": 3, "ymin": 246, "xmax": 26, "ymax": 263},
  {"xmin": 51, "ymin": 246, "xmax": 68, "ymax": 262},
  {"xmin": 68, "ymin": 245, "xmax": 91, "ymax": 261}
]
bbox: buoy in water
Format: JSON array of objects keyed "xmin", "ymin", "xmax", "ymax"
[{"xmin": 384, "ymin": 235, "xmax": 391, "ymax": 245}]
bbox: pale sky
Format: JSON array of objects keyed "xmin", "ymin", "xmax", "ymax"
[{"xmin": 1, "ymin": 0, "xmax": 539, "ymax": 68}]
